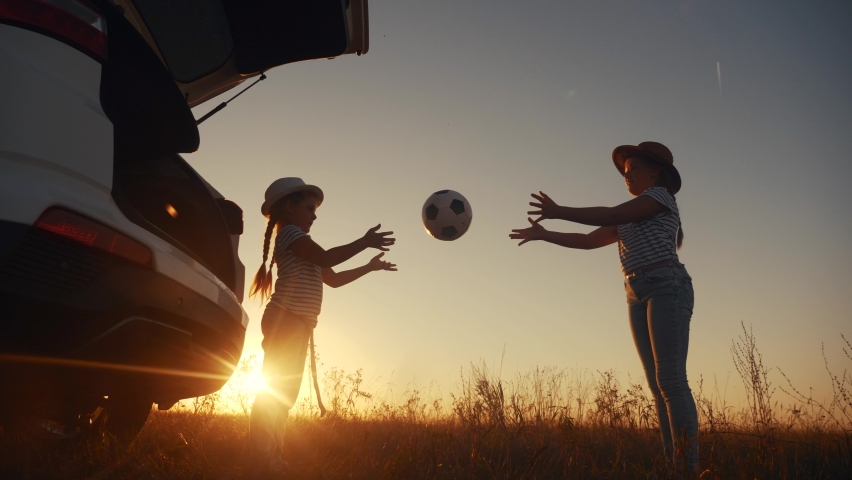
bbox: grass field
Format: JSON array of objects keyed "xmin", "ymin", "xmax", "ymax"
[{"xmin": 2, "ymin": 325, "xmax": 850, "ymax": 479}]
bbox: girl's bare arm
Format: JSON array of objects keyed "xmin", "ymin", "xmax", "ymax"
[
  {"xmin": 529, "ymin": 192, "xmax": 665, "ymax": 226},
  {"xmin": 322, "ymin": 253, "xmax": 397, "ymax": 288},
  {"xmin": 290, "ymin": 225, "xmax": 395, "ymax": 268},
  {"xmin": 510, "ymin": 220, "xmax": 617, "ymax": 249},
  {"xmin": 543, "ymin": 225, "xmax": 618, "ymax": 249}
]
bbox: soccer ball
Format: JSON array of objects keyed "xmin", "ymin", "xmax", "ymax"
[{"xmin": 421, "ymin": 190, "xmax": 472, "ymax": 241}]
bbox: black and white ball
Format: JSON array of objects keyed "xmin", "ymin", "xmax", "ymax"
[{"xmin": 421, "ymin": 190, "xmax": 472, "ymax": 241}]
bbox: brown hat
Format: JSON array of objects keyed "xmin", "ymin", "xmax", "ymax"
[{"xmin": 612, "ymin": 141, "xmax": 681, "ymax": 194}]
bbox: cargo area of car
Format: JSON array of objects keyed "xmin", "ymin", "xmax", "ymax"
[
  {"xmin": 97, "ymin": 3, "xmax": 241, "ymax": 294},
  {"xmin": 111, "ymin": 151, "xmax": 240, "ymax": 293}
]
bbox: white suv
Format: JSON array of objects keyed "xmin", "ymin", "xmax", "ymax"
[{"xmin": 0, "ymin": 0, "xmax": 368, "ymax": 438}]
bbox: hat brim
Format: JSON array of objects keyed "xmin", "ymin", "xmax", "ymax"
[
  {"xmin": 612, "ymin": 145, "xmax": 682, "ymax": 194},
  {"xmin": 261, "ymin": 185, "xmax": 324, "ymax": 216}
]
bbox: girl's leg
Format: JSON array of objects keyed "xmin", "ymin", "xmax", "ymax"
[
  {"xmin": 250, "ymin": 307, "xmax": 311, "ymax": 461},
  {"xmin": 645, "ymin": 270, "xmax": 697, "ymax": 473},
  {"xmin": 627, "ymin": 279, "xmax": 674, "ymax": 459},
  {"xmin": 249, "ymin": 393, "xmax": 277, "ymax": 460}
]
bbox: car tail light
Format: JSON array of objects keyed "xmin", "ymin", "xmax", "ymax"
[
  {"xmin": 0, "ymin": 0, "xmax": 107, "ymax": 62},
  {"xmin": 34, "ymin": 208, "xmax": 152, "ymax": 266}
]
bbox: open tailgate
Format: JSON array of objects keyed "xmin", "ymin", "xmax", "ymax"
[{"xmin": 120, "ymin": 0, "xmax": 369, "ymax": 107}]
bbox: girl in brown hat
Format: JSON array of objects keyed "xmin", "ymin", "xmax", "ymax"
[
  {"xmin": 249, "ymin": 177, "xmax": 397, "ymax": 474},
  {"xmin": 509, "ymin": 142, "xmax": 698, "ymax": 474}
]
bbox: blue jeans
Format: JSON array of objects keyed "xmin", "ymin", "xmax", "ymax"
[{"xmin": 626, "ymin": 264, "xmax": 698, "ymax": 472}]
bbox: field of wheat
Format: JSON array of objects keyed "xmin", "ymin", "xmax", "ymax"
[{"xmin": 1, "ymin": 324, "xmax": 850, "ymax": 479}]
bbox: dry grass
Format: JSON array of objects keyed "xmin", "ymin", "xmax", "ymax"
[{"xmin": 2, "ymin": 324, "xmax": 850, "ymax": 479}]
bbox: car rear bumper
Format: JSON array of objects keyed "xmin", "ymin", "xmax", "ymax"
[{"xmin": 0, "ymin": 219, "xmax": 245, "ymax": 401}]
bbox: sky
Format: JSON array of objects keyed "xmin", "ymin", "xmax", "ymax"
[{"xmin": 187, "ymin": 0, "xmax": 852, "ymax": 407}]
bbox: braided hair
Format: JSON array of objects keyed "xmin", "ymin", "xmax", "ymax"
[{"xmin": 249, "ymin": 191, "xmax": 309, "ymax": 301}]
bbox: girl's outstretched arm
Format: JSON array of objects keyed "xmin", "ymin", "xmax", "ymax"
[
  {"xmin": 291, "ymin": 224, "xmax": 395, "ymax": 268},
  {"xmin": 528, "ymin": 192, "xmax": 664, "ymax": 226},
  {"xmin": 510, "ymin": 219, "xmax": 617, "ymax": 249},
  {"xmin": 322, "ymin": 253, "xmax": 397, "ymax": 288}
]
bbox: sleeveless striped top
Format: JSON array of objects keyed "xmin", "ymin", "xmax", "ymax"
[
  {"xmin": 616, "ymin": 187, "xmax": 680, "ymax": 275},
  {"xmin": 269, "ymin": 225, "xmax": 323, "ymax": 325}
]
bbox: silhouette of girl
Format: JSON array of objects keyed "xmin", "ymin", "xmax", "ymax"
[
  {"xmin": 249, "ymin": 177, "xmax": 396, "ymax": 474},
  {"xmin": 510, "ymin": 142, "xmax": 698, "ymax": 474}
]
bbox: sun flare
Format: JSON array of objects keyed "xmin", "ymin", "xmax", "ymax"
[{"xmin": 245, "ymin": 369, "xmax": 268, "ymax": 392}]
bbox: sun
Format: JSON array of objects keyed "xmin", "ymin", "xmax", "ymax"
[{"xmin": 245, "ymin": 369, "xmax": 268, "ymax": 392}]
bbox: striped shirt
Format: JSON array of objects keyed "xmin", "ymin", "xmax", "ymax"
[
  {"xmin": 269, "ymin": 225, "xmax": 323, "ymax": 326},
  {"xmin": 616, "ymin": 187, "xmax": 680, "ymax": 275}
]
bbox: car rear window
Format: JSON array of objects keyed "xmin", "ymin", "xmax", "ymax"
[{"xmin": 132, "ymin": 0, "xmax": 233, "ymax": 83}]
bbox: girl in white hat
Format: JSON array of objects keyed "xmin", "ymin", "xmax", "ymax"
[
  {"xmin": 509, "ymin": 142, "xmax": 698, "ymax": 475},
  {"xmin": 249, "ymin": 177, "xmax": 396, "ymax": 473}
]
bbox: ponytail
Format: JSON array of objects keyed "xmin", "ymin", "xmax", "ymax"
[
  {"xmin": 249, "ymin": 191, "xmax": 311, "ymax": 301},
  {"xmin": 657, "ymin": 168, "xmax": 684, "ymax": 249},
  {"xmin": 670, "ymin": 190, "xmax": 684, "ymax": 249},
  {"xmin": 250, "ymin": 214, "xmax": 277, "ymax": 301}
]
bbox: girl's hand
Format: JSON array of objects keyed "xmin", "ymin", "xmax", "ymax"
[
  {"xmin": 368, "ymin": 252, "xmax": 397, "ymax": 271},
  {"xmin": 362, "ymin": 224, "xmax": 396, "ymax": 251},
  {"xmin": 509, "ymin": 218, "xmax": 548, "ymax": 246},
  {"xmin": 528, "ymin": 191, "xmax": 560, "ymax": 222}
]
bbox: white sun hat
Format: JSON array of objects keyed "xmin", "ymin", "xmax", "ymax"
[{"xmin": 261, "ymin": 177, "xmax": 324, "ymax": 216}]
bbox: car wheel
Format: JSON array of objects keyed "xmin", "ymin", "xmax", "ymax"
[{"xmin": 94, "ymin": 395, "xmax": 153, "ymax": 442}]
